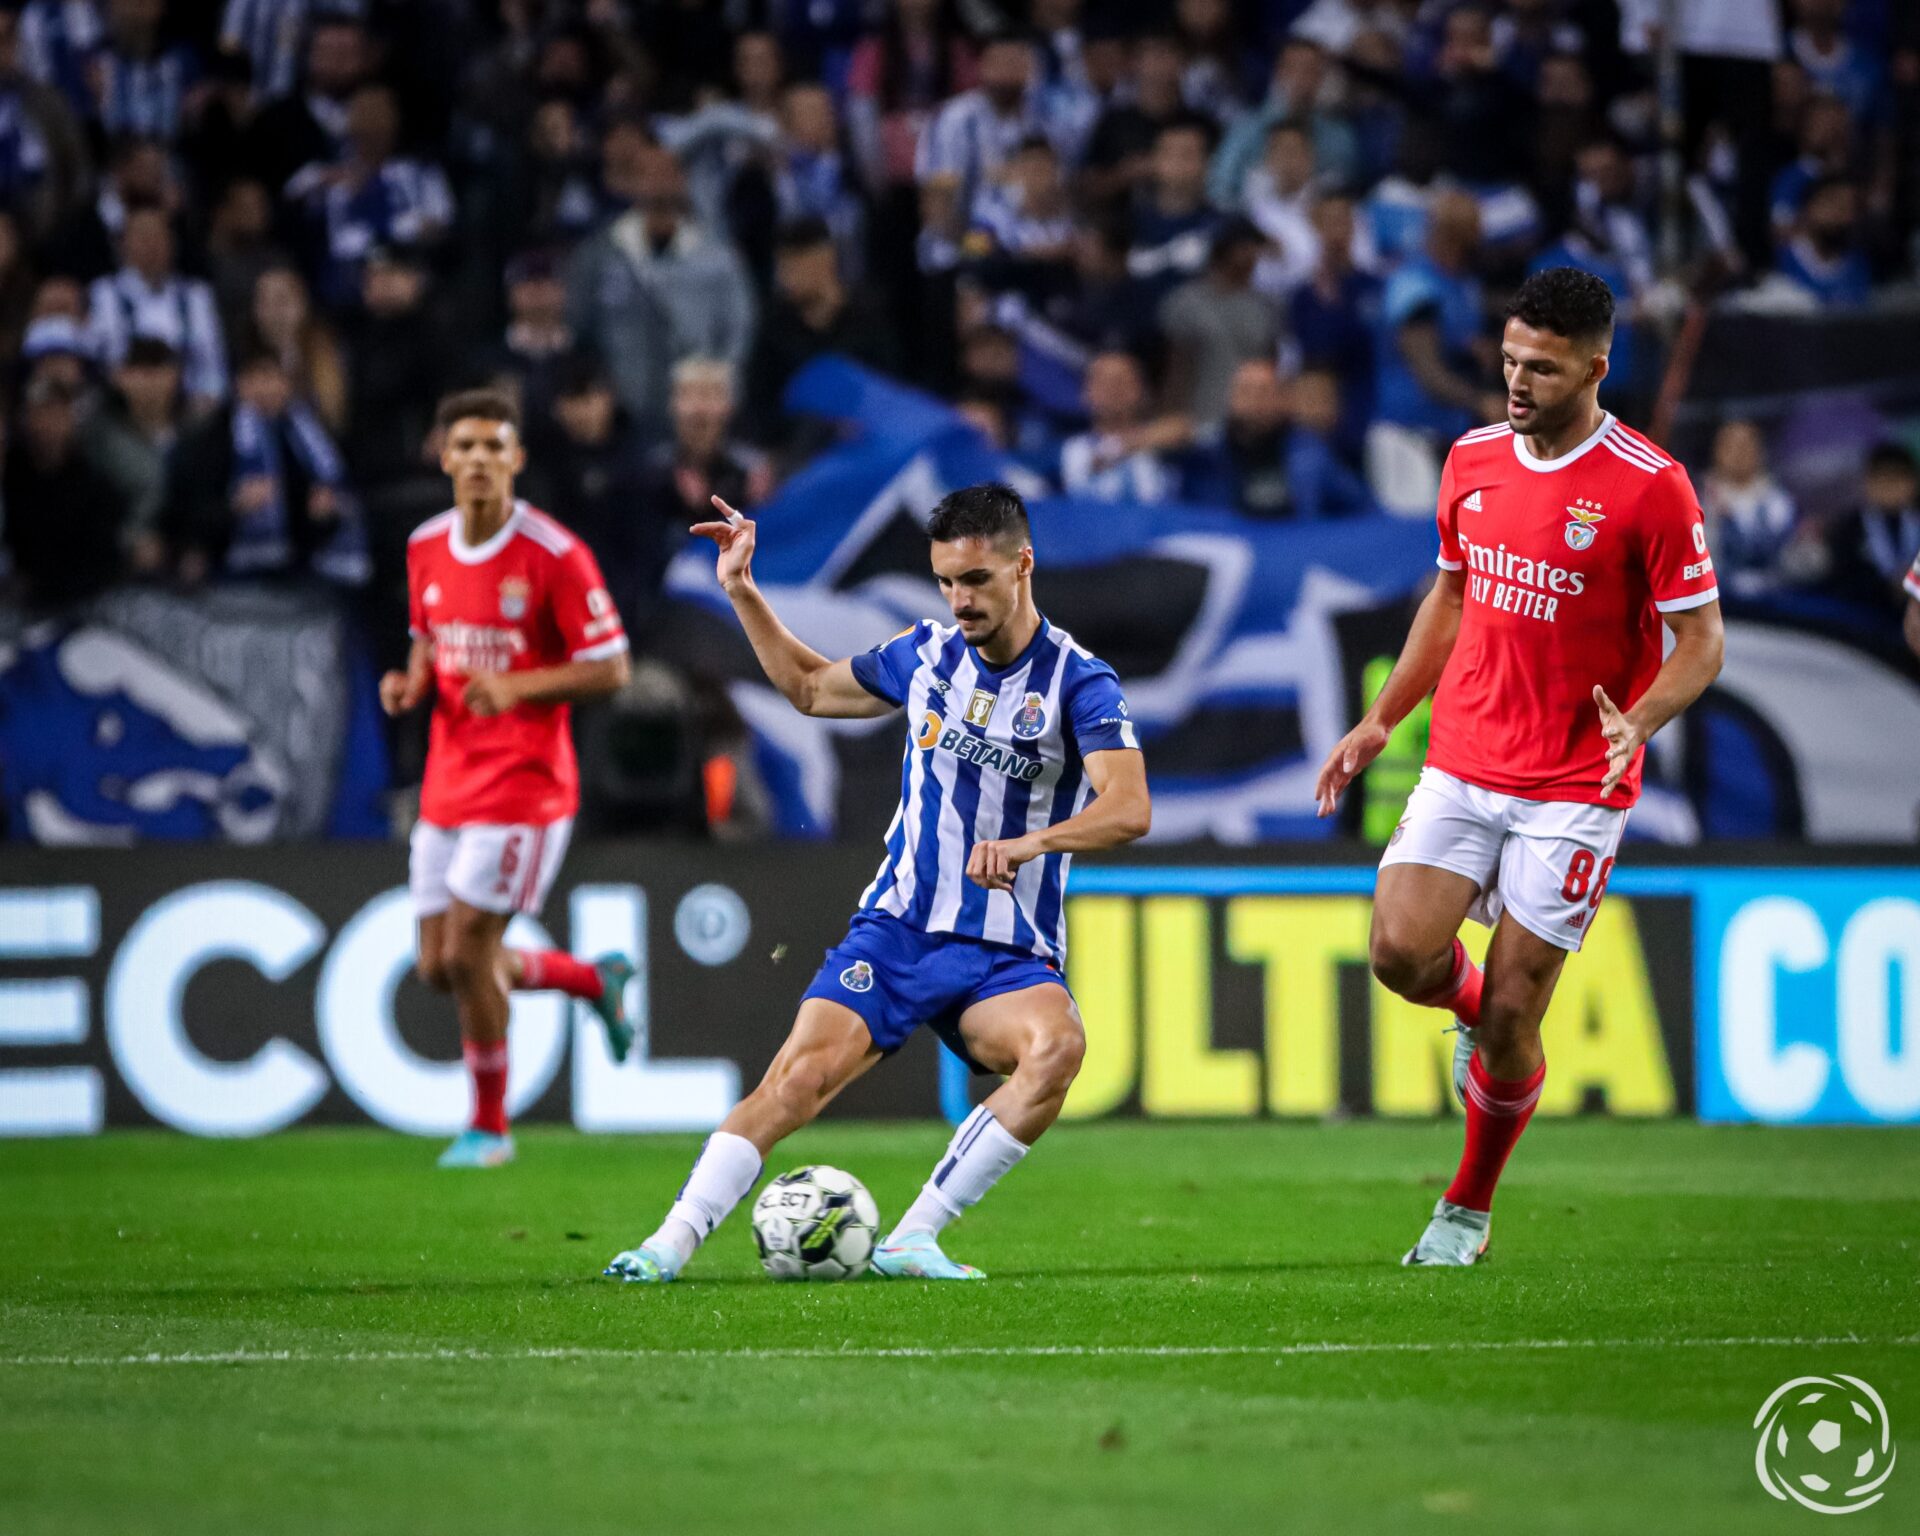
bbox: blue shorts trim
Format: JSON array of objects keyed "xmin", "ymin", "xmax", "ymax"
[{"xmin": 801, "ymin": 911, "xmax": 1069, "ymax": 1072}]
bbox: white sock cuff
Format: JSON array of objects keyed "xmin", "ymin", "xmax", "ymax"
[{"xmin": 928, "ymin": 1108, "xmax": 1028, "ymax": 1212}]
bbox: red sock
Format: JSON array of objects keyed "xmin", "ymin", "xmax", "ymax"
[
  {"xmin": 464, "ymin": 1039, "xmax": 510, "ymax": 1135},
  {"xmin": 513, "ymin": 949, "xmax": 600, "ymax": 1000},
  {"xmin": 1411, "ymin": 936, "xmax": 1483, "ymax": 1027},
  {"xmin": 1444, "ymin": 1054, "xmax": 1545, "ymax": 1212}
]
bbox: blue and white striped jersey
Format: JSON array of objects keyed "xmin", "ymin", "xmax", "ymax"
[{"xmin": 849, "ymin": 617, "xmax": 1139, "ymax": 963}]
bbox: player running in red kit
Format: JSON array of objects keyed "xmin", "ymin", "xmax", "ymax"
[
  {"xmin": 1315, "ymin": 269, "xmax": 1724, "ymax": 1263},
  {"xmin": 381, "ymin": 389, "xmax": 636, "ymax": 1168}
]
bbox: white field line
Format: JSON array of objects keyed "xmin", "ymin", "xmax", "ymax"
[{"xmin": 3, "ymin": 1335, "xmax": 1916, "ymax": 1369}]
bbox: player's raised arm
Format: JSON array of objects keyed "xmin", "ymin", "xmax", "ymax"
[
  {"xmin": 1315, "ymin": 566, "xmax": 1466, "ymax": 816},
  {"xmin": 693, "ymin": 496, "xmax": 895, "ymax": 720}
]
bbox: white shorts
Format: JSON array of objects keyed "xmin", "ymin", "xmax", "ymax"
[
  {"xmin": 1377, "ymin": 767, "xmax": 1627, "ymax": 953},
  {"xmin": 409, "ymin": 818, "xmax": 573, "ymax": 918}
]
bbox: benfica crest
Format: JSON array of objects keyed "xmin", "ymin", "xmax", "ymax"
[
  {"xmin": 498, "ymin": 576, "xmax": 530, "ymax": 619},
  {"xmin": 1564, "ymin": 499, "xmax": 1606, "ymax": 551}
]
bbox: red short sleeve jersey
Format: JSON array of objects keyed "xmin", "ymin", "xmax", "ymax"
[
  {"xmin": 407, "ymin": 501, "xmax": 627, "ymax": 826},
  {"xmin": 1427, "ymin": 414, "xmax": 1719, "ymax": 808}
]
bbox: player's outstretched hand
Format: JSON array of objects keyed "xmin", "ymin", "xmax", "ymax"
[
  {"xmin": 379, "ymin": 670, "xmax": 421, "ymax": 716},
  {"xmin": 967, "ymin": 837, "xmax": 1029, "ymax": 892},
  {"xmin": 690, "ymin": 495, "xmax": 755, "ymax": 593},
  {"xmin": 1594, "ymin": 685, "xmax": 1643, "ymax": 798},
  {"xmin": 463, "ymin": 672, "xmax": 520, "ymax": 718},
  {"xmin": 1314, "ymin": 719, "xmax": 1390, "ymax": 817}
]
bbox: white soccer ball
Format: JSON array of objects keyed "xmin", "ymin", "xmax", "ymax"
[{"xmin": 750, "ymin": 1165, "xmax": 880, "ymax": 1281}]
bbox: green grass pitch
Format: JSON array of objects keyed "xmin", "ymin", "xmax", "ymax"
[{"xmin": 3, "ymin": 1121, "xmax": 1916, "ymax": 1535}]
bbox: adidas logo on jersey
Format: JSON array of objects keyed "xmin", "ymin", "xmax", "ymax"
[{"xmin": 1463, "ymin": 490, "xmax": 1484, "ymax": 511}]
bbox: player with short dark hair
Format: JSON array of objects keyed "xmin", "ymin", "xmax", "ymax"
[
  {"xmin": 605, "ymin": 482, "xmax": 1151, "ymax": 1283},
  {"xmin": 381, "ymin": 390, "xmax": 637, "ymax": 1168},
  {"xmin": 1316, "ymin": 267, "xmax": 1725, "ymax": 1264}
]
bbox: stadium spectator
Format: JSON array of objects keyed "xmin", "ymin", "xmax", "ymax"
[
  {"xmin": 1126, "ymin": 118, "xmax": 1222, "ymax": 304},
  {"xmin": 0, "ymin": 1, "xmax": 86, "ymax": 245},
  {"xmin": 512, "ymin": 96, "xmax": 607, "ymax": 251},
  {"xmin": 204, "ymin": 178, "xmax": 280, "ymax": 344},
  {"xmin": 1288, "ymin": 190, "xmax": 1381, "ymax": 453},
  {"xmin": 92, "ymin": 0, "xmax": 198, "ymax": 144},
  {"xmin": 1775, "ymin": 176, "xmax": 1873, "ymax": 305},
  {"xmin": 1283, "ymin": 367, "xmax": 1376, "ymax": 520},
  {"xmin": 1081, "ymin": 33, "xmax": 1195, "ymax": 209},
  {"xmin": 83, "ymin": 333, "xmax": 181, "ymax": 564},
  {"xmin": 248, "ymin": 264, "xmax": 347, "ymax": 435},
  {"xmin": 2, "ymin": 363, "xmax": 131, "ymax": 608},
  {"xmin": 746, "ymin": 216, "xmax": 897, "ymax": 448},
  {"xmin": 49, "ymin": 134, "xmax": 178, "ymax": 283},
  {"xmin": 915, "ymin": 33, "xmax": 1049, "ymax": 214},
  {"xmin": 342, "ymin": 244, "xmax": 445, "ymax": 495},
  {"xmin": 1787, "ymin": 0, "xmax": 1882, "ymax": 122},
  {"xmin": 637, "ymin": 356, "xmax": 771, "ymax": 574},
  {"xmin": 965, "ymin": 133, "xmax": 1076, "ymax": 299},
  {"xmin": 249, "ymin": 13, "xmax": 369, "ymax": 191},
  {"xmin": 526, "ymin": 352, "xmax": 663, "ymax": 636},
  {"xmin": 1160, "ymin": 215, "xmax": 1277, "ymax": 432},
  {"xmin": 1211, "ymin": 36, "xmax": 1359, "ymax": 208},
  {"xmin": 284, "ymin": 81, "xmax": 454, "ymax": 310},
  {"xmin": 1059, "ymin": 351, "xmax": 1174, "ymax": 503},
  {"xmin": 1770, "ymin": 93, "xmax": 1856, "ymax": 243},
  {"xmin": 1824, "ymin": 441, "xmax": 1920, "ymax": 609},
  {"xmin": 86, "ymin": 203, "xmax": 230, "ymax": 411},
  {"xmin": 768, "ymin": 81, "xmax": 866, "ymax": 287},
  {"xmin": 162, "ymin": 347, "xmax": 365, "ymax": 587},
  {"xmin": 564, "ymin": 142, "xmax": 756, "ymax": 431},
  {"xmin": 1701, "ymin": 419, "xmax": 1803, "ymax": 597},
  {"xmin": 1369, "ymin": 188, "xmax": 1499, "ymax": 506},
  {"xmin": 1180, "ymin": 356, "xmax": 1291, "ymax": 516},
  {"xmin": 1048, "ymin": 217, "xmax": 1158, "ymax": 359},
  {"xmin": 845, "ymin": 0, "xmax": 972, "ymax": 194},
  {"xmin": 464, "ymin": 249, "xmax": 577, "ymax": 423},
  {"xmin": 1243, "ymin": 119, "xmax": 1320, "ymax": 296}
]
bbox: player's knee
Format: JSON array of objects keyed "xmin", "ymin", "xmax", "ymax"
[
  {"xmin": 1023, "ymin": 1024, "xmax": 1085, "ymax": 1096},
  {"xmin": 1368, "ymin": 926, "xmax": 1433, "ymax": 996},
  {"xmin": 1476, "ymin": 993, "xmax": 1540, "ymax": 1055},
  {"xmin": 762, "ymin": 1050, "xmax": 835, "ymax": 1116},
  {"xmin": 416, "ymin": 953, "xmax": 453, "ymax": 992},
  {"xmin": 442, "ymin": 939, "xmax": 491, "ymax": 995}
]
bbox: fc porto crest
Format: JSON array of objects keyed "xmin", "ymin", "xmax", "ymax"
[
  {"xmin": 839, "ymin": 960, "xmax": 874, "ymax": 993},
  {"xmin": 1564, "ymin": 498, "xmax": 1606, "ymax": 552},
  {"xmin": 497, "ymin": 576, "xmax": 530, "ymax": 620},
  {"xmin": 1011, "ymin": 690, "xmax": 1048, "ymax": 740}
]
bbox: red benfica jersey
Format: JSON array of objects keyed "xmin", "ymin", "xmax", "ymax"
[
  {"xmin": 1429, "ymin": 414, "xmax": 1718, "ymax": 808},
  {"xmin": 407, "ymin": 500, "xmax": 626, "ymax": 825}
]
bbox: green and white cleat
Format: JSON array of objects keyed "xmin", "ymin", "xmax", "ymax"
[
  {"xmin": 1445, "ymin": 1022, "xmax": 1475, "ymax": 1106},
  {"xmin": 589, "ymin": 955, "xmax": 637, "ymax": 1063},
  {"xmin": 437, "ymin": 1129, "xmax": 515, "ymax": 1168},
  {"xmin": 871, "ymin": 1231, "xmax": 985, "ymax": 1281},
  {"xmin": 603, "ymin": 1241, "xmax": 682, "ymax": 1284},
  {"xmin": 1401, "ymin": 1197, "xmax": 1490, "ymax": 1267}
]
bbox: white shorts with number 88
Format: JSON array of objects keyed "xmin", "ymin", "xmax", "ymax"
[{"xmin": 1377, "ymin": 767, "xmax": 1626, "ymax": 953}]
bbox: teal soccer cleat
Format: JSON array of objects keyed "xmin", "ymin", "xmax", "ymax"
[
  {"xmin": 603, "ymin": 1241, "xmax": 683, "ymax": 1283},
  {"xmin": 1445, "ymin": 1022, "xmax": 1474, "ymax": 1107},
  {"xmin": 1401, "ymin": 1197, "xmax": 1490, "ymax": 1267},
  {"xmin": 871, "ymin": 1231, "xmax": 985, "ymax": 1281},
  {"xmin": 589, "ymin": 955, "xmax": 637, "ymax": 1063},
  {"xmin": 437, "ymin": 1129, "xmax": 515, "ymax": 1169}
]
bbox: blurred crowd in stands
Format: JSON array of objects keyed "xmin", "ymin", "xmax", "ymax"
[{"xmin": 3, "ymin": 0, "xmax": 1920, "ymax": 648}]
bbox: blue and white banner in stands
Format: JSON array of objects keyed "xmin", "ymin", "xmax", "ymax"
[{"xmin": 666, "ymin": 359, "xmax": 1439, "ymax": 842}]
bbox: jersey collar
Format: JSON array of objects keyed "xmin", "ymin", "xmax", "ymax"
[
  {"xmin": 969, "ymin": 614, "xmax": 1050, "ymax": 680},
  {"xmin": 1510, "ymin": 411, "xmax": 1615, "ymax": 473},
  {"xmin": 447, "ymin": 499, "xmax": 525, "ymax": 564}
]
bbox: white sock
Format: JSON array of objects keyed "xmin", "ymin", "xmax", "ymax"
[
  {"xmin": 885, "ymin": 1107, "xmax": 1028, "ymax": 1243},
  {"xmin": 647, "ymin": 1131, "xmax": 762, "ymax": 1264}
]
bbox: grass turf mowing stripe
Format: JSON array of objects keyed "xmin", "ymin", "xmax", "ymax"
[{"xmin": 7, "ymin": 1333, "xmax": 1917, "ymax": 1368}]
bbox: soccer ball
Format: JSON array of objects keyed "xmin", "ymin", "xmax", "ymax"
[{"xmin": 750, "ymin": 1166, "xmax": 880, "ymax": 1281}]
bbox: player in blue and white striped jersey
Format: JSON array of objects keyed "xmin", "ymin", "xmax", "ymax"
[{"xmin": 607, "ymin": 483, "xmax": 1150, "ymax": 1285}]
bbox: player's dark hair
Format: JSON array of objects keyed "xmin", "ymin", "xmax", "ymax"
[
  {"xmin": 434, "ymin": 387, "xmax": 521, "ymax": 433},
  {"xmin": 1506, "ymin": 266, "xmax": 1615, "ymax": 349},
  {"xmin": 926, "ymin": 483, "xmax": 1030, "ymax": 548}
]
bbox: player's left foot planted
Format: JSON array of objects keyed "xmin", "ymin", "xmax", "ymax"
[
  {"xmin": 871, "ymin": 1231, "xmax": 985, "ymax": 1280},
  {"xmin": 603, "ymin": 1241, "xmax": 683, "ymax": 1284},
  {"xmin": 437, "ymin": 1129, "xmax": 515, "ymax": 1169},
  {"xmin": 589, "ymin": 955, "xmax": 636, "ymax": 1063},
  {"xmin": 1401, "ymin": 1197, "xmax": 1490, "ymax": 1267}
]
